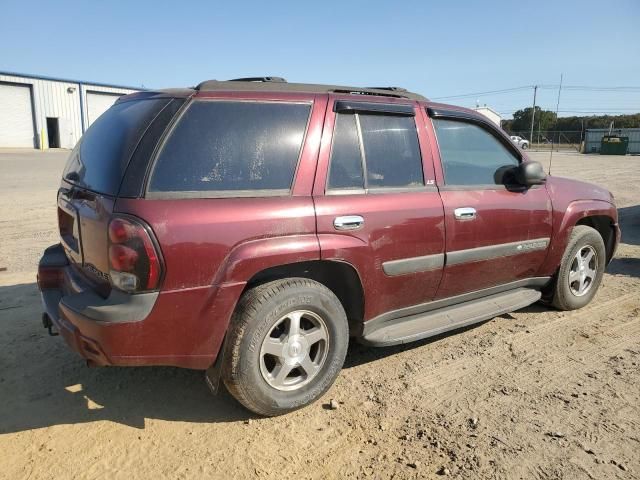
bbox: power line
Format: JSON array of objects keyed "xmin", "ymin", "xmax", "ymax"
[
  {"xmin": 431, "ymin": 86, "xmax": 534, "ymax": 100},
  {"xmin": 433, "ymin": 84, "xmax": 640, "ymax": 100}
]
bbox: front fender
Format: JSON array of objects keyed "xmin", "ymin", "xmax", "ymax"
[{"xmin": 538, "ymin": 199, "xmax": 618, "ymax": 276}]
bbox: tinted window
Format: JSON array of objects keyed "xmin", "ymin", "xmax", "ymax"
[
  {"xmin": 327, "ymin": 111, "xmax": 424, "ymax": 191},
  {"xmin": 433, "ymin": 119, "xmax": 519, "ymax": 185},
  {"xmin": 327, "ymin": 114, "xmax": 364, "ymax": 189},
  {"xmin": 63, "ymin": 99, "xmax": 169, "ymax": 195},
  {"xmin": 149, "ymin": 101, "xmax": 310, "ymax": 193}
]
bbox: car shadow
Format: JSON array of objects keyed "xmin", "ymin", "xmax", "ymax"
[
  {"xmin": 0, "ymin": 282, "xmax": 253, "ymax": 435},
  {"xmin": 618, "ymin": 205, "xmax": 640, "ymax": 247}
]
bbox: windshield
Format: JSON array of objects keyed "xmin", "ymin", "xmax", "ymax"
[{"xmin": 63, "ymin": 98, "xmax": 169, "ymax": 195}]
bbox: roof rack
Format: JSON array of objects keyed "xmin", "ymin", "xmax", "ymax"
[
  {"xmin": 331, "ymin": 88, "xmax": 406, "ymax": 99},
  {"xmin": 367, "ymin": 87, "xmax": 408, "ymax": 93},
  {"xmin": 228, "ymin": 77, "xmax": 287, "ymax": 83},
  {"xmin": 194, "ymin": 79, "xmax": 428, "ymax": 101}
]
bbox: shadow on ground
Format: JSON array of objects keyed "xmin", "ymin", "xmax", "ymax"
[
  {"xmin": 0, "ymin": 282, "xmax": 252, "ymax": 434},
  {"xmin": 1, "ymin": 282, "xmax": 506, "ymax": 434},
  {"xmin": 618, "ymin": 205, "xmax": 640, "ymax": 247}
]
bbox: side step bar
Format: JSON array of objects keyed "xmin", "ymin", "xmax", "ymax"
[{"xmin": 360, "ymin": 288, "xmax": 541, "ymax": 347}]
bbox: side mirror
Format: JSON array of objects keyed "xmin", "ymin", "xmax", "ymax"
[{"xmin": 515, "ymin": 161, "xmax": 546, "ymax": 186}]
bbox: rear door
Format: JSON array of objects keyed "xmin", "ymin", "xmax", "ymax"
[
  {"xmin": 425, "ymin": 108, "xmax": 552, "ymax": 299},
  {"xmin": 313, "ymin": 98, "xmax": 445, "ymax": 322}
]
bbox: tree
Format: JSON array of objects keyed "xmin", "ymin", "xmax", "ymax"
[{"xmin": 509, "ymin": 107, "xmax": 557, "ymax": 134}]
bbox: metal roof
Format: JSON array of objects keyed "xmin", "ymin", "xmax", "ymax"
[
  {"xmin": 195, "ymin": 79, "xmax": 428, "ymax": 101},
  {"xmin": 0, "ymin": 70, "xmax": 144, "ymax": 91}
]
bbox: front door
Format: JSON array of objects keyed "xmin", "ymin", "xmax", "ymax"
[
  {"xmin": 427, "ymin": 111, "xmax": 552, "ymax": 299},
  {"xmin": 313, "ymin": 98, "xmax": 445, "ymax": 321}
]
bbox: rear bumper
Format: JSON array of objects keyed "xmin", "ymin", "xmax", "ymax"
[{"xmin": 38, "ymin": 243, "xmax": 243, "ymax": 369}]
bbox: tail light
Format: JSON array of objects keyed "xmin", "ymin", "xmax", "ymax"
[
  {"xmin": 37, "ymin": 266, "xmax": 64, "ymax": 290},
  {"xmin": 108, "ymin": 216, "xmax": 163, "ymax": 292}
]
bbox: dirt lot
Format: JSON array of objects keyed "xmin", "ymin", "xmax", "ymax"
[{"xmin": 1, "ymin": 149, "xmax": 638, "ymax": 479}]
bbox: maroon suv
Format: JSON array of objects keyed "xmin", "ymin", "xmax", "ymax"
[{"xmin": 38, "ymin": 77, "xmax": 620, "ymax": 416}]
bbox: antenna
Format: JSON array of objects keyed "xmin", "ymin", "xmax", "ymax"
[{"xmin": 548, "ymin": 74, "xmax": 563, "ymax": 175}]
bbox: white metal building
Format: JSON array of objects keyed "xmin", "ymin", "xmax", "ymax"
[
  {"xmin": 473, "ymin": 106, "xmax": 502, "ymax": 127},
  {"xmin": 0, "ymin": 71, "xmax": 142, "ymax": 149}
]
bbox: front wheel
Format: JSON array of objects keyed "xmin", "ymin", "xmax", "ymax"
[
  {"xmin": 521, "ymin": 142, "xmax": 529, "ymax": 150},
  {"xmin": 551, "ymin": 225, "xmax": 606, "ymax": 310},
  {"xmin": 222, "ymin": 278, "xmax": 349, "ymax": 416}
]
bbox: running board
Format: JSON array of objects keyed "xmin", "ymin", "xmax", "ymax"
[{"xmin": 360, "ymin": 288, "xmax": 541, "ymax": 347}]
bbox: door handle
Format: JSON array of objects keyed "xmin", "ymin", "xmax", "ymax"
[
  {"xmin": 334, "ymin": 215, "xmax": 364, "ymax": 231},
  {"xmin": 454, "ymin": 207, "xmax": 476, "ymax": 220}
]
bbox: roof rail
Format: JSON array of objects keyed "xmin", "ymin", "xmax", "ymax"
[
  {"xmin": 367, "ymin": 86, "xmax": 408, "ymax": 93},
  {"xmin": 330, "ymin": 88, "xmax": 407, "ymax": 99},
  {"xmin": 193, "ymin": 80, "xmax": 428, "ymax": 100},
  {"xmin": 228, "ymin": 77, "xmax": 287, "ymax": 83}
]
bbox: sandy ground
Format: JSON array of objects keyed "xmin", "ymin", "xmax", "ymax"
[{"xmin": 0, "ymin": 149, "xmax": 638, "ymax": 480}]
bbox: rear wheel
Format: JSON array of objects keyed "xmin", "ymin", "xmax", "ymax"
[
  {"xmin": 551, "ymin": 225, "xmax": 606, "ymax": 310},
  {"xmin": 222, "ymin": 278, "xmax": 348, "ymax": 416}
]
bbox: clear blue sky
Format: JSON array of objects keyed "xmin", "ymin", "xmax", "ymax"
[{"xmin": 1, "ymin": 0, "xmax": 639, "ymax": 117}]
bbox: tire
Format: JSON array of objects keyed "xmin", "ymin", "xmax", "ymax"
[
  {"xmin": 222, "ymin": 278, "xmax": 349, "ymax": 416},
  {"xmin": 521, "ymin": 142, "xmax": 529, "ymax": 150},
  {"xmin": 551, "ymin": 225, "xmax": 606, "ymax": 311}
]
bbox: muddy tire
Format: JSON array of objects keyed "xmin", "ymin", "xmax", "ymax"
[
  {"xmin": 222, "ymin": 278, "xmax": 348, "ymax": 416},
  {"xmin": 551, "ymin": 225, "xmax": 606, "ymax": 311}
]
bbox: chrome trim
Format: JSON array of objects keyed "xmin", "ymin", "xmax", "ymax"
[
  {"xmin": 334, "ymin": 215, "xmax": 364, "ymax": 231},
  {"xmin": 382, "ymin": 253, "xmax": 444, "ymax": 276},
  {"xmin": 446, "ymin": 237, "xmax": 550, "ymax": 266},
  {"xmin": 454, "ymin": 207, "xmax": 476, "ymax": 220}
]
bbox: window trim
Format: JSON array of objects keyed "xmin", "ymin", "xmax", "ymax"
[
  {"xmin": 427, "ymin": 107, "xmax": 523, "ymax": 161},
  {"xmin": 429, "ymin": 110, "xmax": 523, "ymax": 188},
  {"xmin": 334, "ymin": 100, "xmax": 415, "ymax": 116},
  {"xmin": 143, "ymin": 98, "xmax": 313, "ymax": 199},
  {"xmin": 326, "ymin": 110, "xmax": 426, "ymax": 194}
]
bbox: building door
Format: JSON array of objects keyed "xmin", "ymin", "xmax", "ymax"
[
  {"xmin": 86, "ymin": 92, "xmax": 121, "ymax": 126},
  {"xmin": 46, "ymin": 117, "xmax": 60, "ymax": 148},
  {"xmin": 0, "ymin": 83, "xmax": 35, "ymax": 148}
]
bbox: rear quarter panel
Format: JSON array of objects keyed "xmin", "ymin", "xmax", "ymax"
[{"xmin": 110, "ymin": 93, "xmax": 328, "ymax": 365}]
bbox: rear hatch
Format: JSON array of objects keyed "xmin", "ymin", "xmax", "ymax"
[{"xmin": 58, "ymin": 96, "xmax": 177, "ymax": 292}]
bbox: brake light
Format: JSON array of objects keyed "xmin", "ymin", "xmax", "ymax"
[{"xmin": 107, "ymin": 216, "xmax": 163, "ymax": 292}]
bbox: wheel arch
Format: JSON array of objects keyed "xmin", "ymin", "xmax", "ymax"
[
  {"xmin": 538, "ymin": 199, "xmax": 619, "ymax": 276},
  {"xmin": 575, "ymin": 214, "xmax": 617, "ymax": 263},
  {"xmin": 243, "ymin": 260, "xmax": 365, "ymax": 336}
]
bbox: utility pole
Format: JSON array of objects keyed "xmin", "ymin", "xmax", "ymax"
[{"xmin": 529, "ymin": 85, "xmax": 537, "ymax": 144}]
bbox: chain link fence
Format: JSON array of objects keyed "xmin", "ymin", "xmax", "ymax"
[{"xmin": 507, "ymin": 131, "xmax": 584, "ymax": 151}]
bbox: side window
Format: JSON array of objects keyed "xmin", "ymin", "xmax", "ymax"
[
  {"xmin": 433, "ymin": 119, "xmax": 519, "ymax": 186},
  {"xmin": 327, "ymin": 110, "xmax": 424, "ymax": 191},
  {"xmin": 359, "ymin": 114, "xmax": 424, "ymax": 188},
  {"xmin": 149, "ymin": 101, "xmax": 310, "ymax": 194},
  {"xmin": 327, "ymin": 113, "xmax": 364, "ymax": 189}
]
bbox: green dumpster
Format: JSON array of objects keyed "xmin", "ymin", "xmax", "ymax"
[{"xmin": 600, "ymin": 135, "xmax": 629, "ymax": 155}]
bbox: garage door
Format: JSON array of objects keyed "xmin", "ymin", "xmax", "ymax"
[
  {"xmin": 87, "ymin": 92, "xmax": 122, "ymax": 126},
  {"xmin": 0, "ymin": 83, "xmax": 35, "ymax": 148}
]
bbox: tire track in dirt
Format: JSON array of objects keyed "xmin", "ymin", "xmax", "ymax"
[{"xmin": 408, "ymin": 291, "xmax": 638, "ymax": 406}]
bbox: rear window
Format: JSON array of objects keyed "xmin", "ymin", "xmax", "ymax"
[
  {"xmin": 148, "ymin": 101, "xmax": 311, "ymax": 195},
  {"xmin": 63, "ymin": 99, "xmax": 170, "ymax": 195}
]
